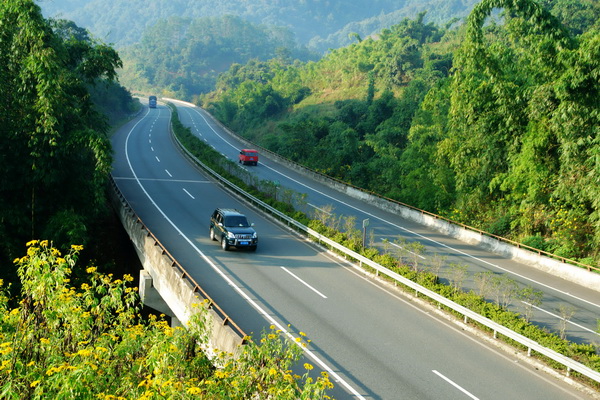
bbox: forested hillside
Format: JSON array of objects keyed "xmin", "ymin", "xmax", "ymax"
[
  {"xmin": 201, "ymin": 0, "xmax": 600, "ymax": 265},
  {"xmin": 38, "ymin": 0, "xmax": 479, "ymax": 52},
  {"xmin": 37, "ymin": 0, "xmax": 481, "ymax": 98},
  {"xmin": 117, "ymin": 15, "xmax": 318, "ymax": 100}
]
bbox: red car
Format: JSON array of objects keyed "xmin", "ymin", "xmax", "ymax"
[{"xmin": 238, "ymin": 149, "xmax": 259, "ymax": 166}]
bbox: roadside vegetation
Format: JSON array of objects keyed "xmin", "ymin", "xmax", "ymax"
[
  {"xmin": 0, "ymin": 4, "xmax": 333, "ymax": 397},
  {"xmin": 3, "ymin": 0, "xmax": 599, "ymax": 395},
  {"xmin": 0, "ymin": 241, "xmax": 333, "ymax": 399}
]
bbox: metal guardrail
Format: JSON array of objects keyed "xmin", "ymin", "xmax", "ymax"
[
  {"xmin": 109, "ymin": 176, "xmax": 247, "ymax": 342},
  {"xmin": 171, "ymin": 129, "xmax": 600, "ymax": 386}
]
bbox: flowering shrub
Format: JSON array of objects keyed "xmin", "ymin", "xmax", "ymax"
[{"xmin": 0, "ymin": 241, "xmax": 332, "ymax": 399}]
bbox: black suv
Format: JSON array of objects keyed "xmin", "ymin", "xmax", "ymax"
[{"xmin": 209, "ymin": 208, "xmax": 258, "ymax": 251}]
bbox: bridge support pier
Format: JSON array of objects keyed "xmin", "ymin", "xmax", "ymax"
[{"xmin": 139, "ymin": 269, "xmax": 181, "ymax": 327}]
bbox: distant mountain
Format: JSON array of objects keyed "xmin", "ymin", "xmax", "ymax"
[{"xmin": 37, "ymin": 0, "xmax": 478, "ymax": 52}]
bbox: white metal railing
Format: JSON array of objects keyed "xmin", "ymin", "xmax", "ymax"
[{"xmin": 171, "ymin": 115, "xmax": 600, "ymax": 386}]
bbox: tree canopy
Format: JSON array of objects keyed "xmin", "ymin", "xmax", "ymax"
[{"xmin": 39, "ymin": 0, "xmax": 481, "ymax": 52}]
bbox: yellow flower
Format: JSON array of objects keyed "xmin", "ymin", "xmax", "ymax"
[
  {"xmin": 186, "ymin": 387, "xmax": 202, "ymax": 395},
  {"xmin": 30, "ymin": 380, "xmax": 41, "ymax": 387},
  {"xmin": 77, "ymin": 349, "xmax": 92, "ymax": 357},
  {"xmin": 86, "ymin": 267, "xmax": 97, "ymax": 274},
  {"xmin": 268, "ymin": 368, "xmax": 278, "ymax": 376},
  {"xmin": 303, "ymin": 363, "xmax": 313, "ymax": 371}
]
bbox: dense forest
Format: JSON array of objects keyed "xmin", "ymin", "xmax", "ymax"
[
  {"xmin": 0, "ymin": 2, "xmax": 136, "ymax": 284},
  {"xmin": 38, "ymin": 0, "xmax": 480, "ymax": 52},
  {"xmin": 200, "ymin": 0, "xmax": 600, "ymax": 265}
]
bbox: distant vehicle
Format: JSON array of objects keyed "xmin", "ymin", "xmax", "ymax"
[
  {"xmin": 238, "ymin": 149, "xmax": 259, "ymax": 166},
  {"xmin": 148, "ymin": 95, "xmax": 157, "ymax": 108},
  {"xmin": 210, "ymin": 208, "xmax": 258, "ymax": 251}
]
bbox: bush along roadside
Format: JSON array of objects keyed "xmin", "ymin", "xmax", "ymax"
[
  {"xmin": 0, "ymin": 241, "xmax": 333, "ymax": 399},
  {"xmin": 168, "ymin": 103, "xmax": 600, "ymax": 389}
]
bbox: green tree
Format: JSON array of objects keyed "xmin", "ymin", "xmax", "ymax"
[
  {"xmin": 0, "ymin": 1, "xmax": 122, "ymax": 279},
  {"xmin": 442, "ymin": 0, "xmax": 573, "ymax": 221},
  {"xmin": 399, "ymin": 79, "xmax": 455, "ymax": 211}
]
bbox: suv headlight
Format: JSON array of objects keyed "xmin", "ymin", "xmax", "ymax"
[
  {"xmin": 226, "ymin": 232, "xmax": 236, "ymax": 239},
  {"xmin": 252, "ymin": 232, "xmax": 258, "ymax": 239}
]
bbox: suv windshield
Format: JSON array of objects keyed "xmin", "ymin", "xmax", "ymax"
[{"xmin": 224, "ymin": 216, "xmax": 249, "ymax": 227}]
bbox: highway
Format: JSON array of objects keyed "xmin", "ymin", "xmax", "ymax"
[
  {"xmin": 110, "ymin": 100, "xmax": 599, "ymax": 399},
  {"xmin": 172, "ymin": 99, "xmax": 600, "ymax": 347}
]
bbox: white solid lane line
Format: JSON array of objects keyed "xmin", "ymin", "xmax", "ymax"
[
  {"xmin": 383, "ymin": 238, "xmax": 426, "ymax": 259},
  {"xmin": 432, "ymin": 370, "xmax": 479, "ymax": 400},
  {"xmin": 522, "ymin": 301, "xmax": 600, "ymax": 336},
  {"xmin": 280, "ymin": 267, "xmax": 328, "ymax": 299}
]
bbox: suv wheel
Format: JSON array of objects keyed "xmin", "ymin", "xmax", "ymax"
[
  {"xmin": 221, "ymin": 236, "xmax": 230, "ymax": 251},
  {"xmin": 210, "ymin": 227, "xmax": 216, "ymax": 241}
]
